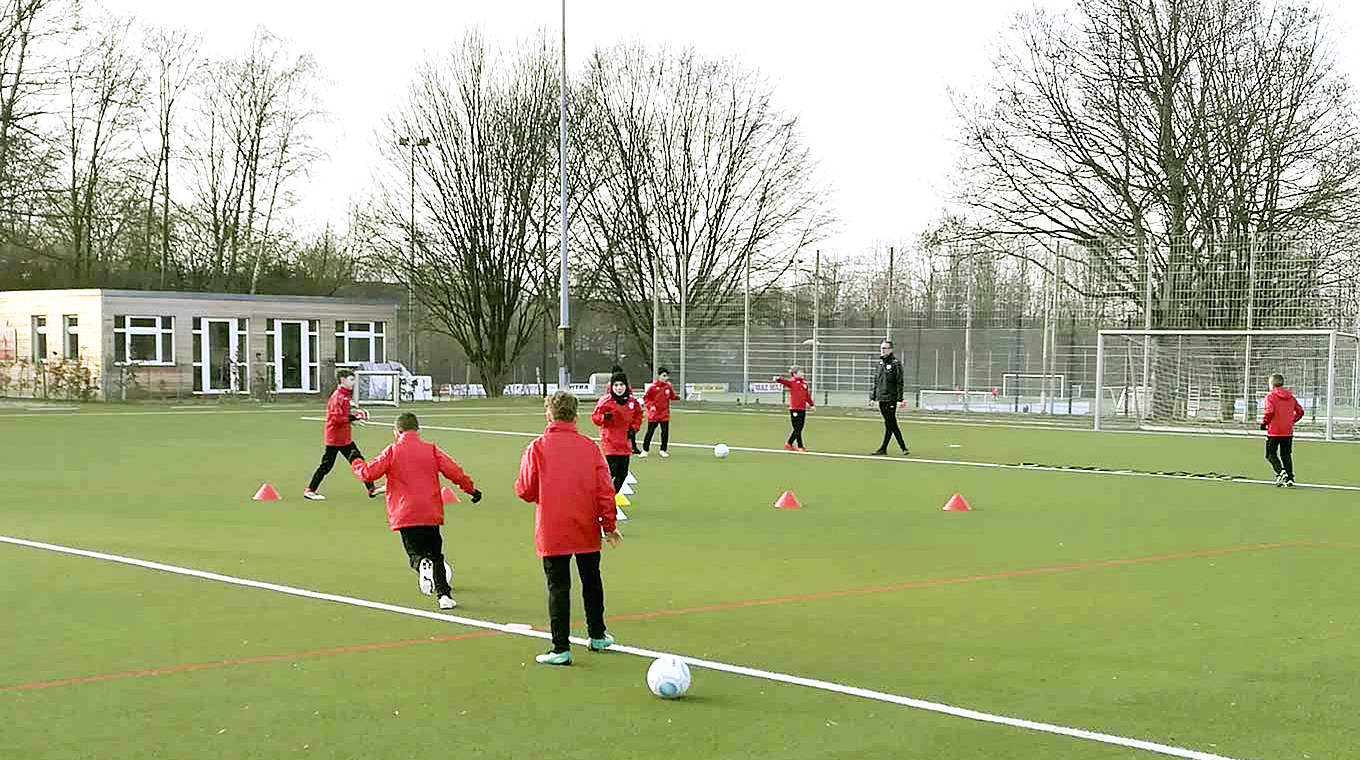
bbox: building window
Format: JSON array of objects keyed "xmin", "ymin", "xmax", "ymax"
[
  {"xmin": 31, "ymin": 316, "xmax": 47, "ymax": 361},
  {"xmin": 63, "ymin": 315, "xmax": 79, "ymax": 360},
  {"xmin": 114, "ymin": 315, "xmax": 175, "ymax": 365},
  {"xmin": 335, "ymin": 320, "xmax": 385, "ymax": 365}
]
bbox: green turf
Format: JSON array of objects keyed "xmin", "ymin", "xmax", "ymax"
[{"xmin": 1, "ymin": 400, "xmax": 1356, "ymax": 759}]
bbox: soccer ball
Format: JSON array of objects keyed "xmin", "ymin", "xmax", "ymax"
[
  {"xmin": 713, "ymin": 443, "xmax": 730, "ymax": 459},
  {"xmin": 646, "ymin": 656, "xmax": 692, "ymax": 699}
]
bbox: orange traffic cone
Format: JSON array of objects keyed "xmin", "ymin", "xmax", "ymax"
[
  {"xmin": 253, "ymin": 483, "xmax": 281, "ymax": 501},
  {"xmin": 942, "ymin": 493, "xmax": 972, "ymax": 511},
  {"xmin": 774, "ymin": 490, "xmax": 802, "ymax": 509},
  {"xmin": 441, "ymin": 486, "xmax": 459, "ymax": 504}
]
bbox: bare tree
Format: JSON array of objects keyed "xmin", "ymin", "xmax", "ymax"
[
  {"xmin": 141, "ymin": 26, "xmax": 200, "ymax": 288},
  {"xmin": 361, "ymin": 32, "xmax": 557, "ymax": 396},
  {"xmin": 0, "ymin": 0, "xmax": 70, "ymax": 238},
  {"xmin": 574, "ymin": 44, "xmax": 832, "ymax": 363}
]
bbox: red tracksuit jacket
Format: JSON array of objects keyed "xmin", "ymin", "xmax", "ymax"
[
  {"xmin": 591, "ymin": 394, "xmax": 642, "ymax": 455},
  {"xmin": 515, "ymin": 420, "xmax": 618, "ymax": 557},
  {"xmin": 642, "ymin": 379, "xmax": 679, "ymax": 422},
  {"xmin": 776, "ymin": 376, "xmax": 815, "ymax": 411},
  {"xmin": 351, "ymin": 431, "xmax": 476, "ymax": 530},
  {"xmin": 324, "ymin": 385, "xmax": 357, "ymax": 446},
  {"xmin": 1261, "ymin": 386, "xmax": 1305, "ymax": 437}
]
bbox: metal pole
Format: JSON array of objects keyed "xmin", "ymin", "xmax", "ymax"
[
  {"xmin": 813, "ymin": 249, "xmax": 820, "ymax": 398},
  {"xmin": 1040, "ymin": 251, "xmax": 1052, "ymax": 413},
  {"xmin": 742, "ymin": 243, "xmax": 749, "ymax": 402},
  {"xmin": 679, "ymin": 254, "xmax": 687, "ymax": 399},
  {"xmin": 1094, "ymin": 332, "xmax": 1104, "ymax": 430},
  {"xmin": 886, "ymin": 245, "xmax": 894, "ymax": 341},
  {"xmin": 557, "ymin": 0, "xmax": 571, "ymax": 389},
  {"xmin": 963, "ymin": 251, "xmax": 973, "ymax": 410},
  {"xmin": 542, "ymin": 164, "xmax": 549, "ymax": 395},
  {"xmin": 653, "ymin": 246, "xmax": 660, "ymax": 382},
  {"xmin": 1327, "ymin": 330, "xmax": 1337, "ymax": 441},
  {"xmin": 1141, "ymin": 241, "xmax": 1153, "ymax": 422},
  {"xmin": 1243, "ymin": 235, "xmax": 1256, "ymax": 423}
]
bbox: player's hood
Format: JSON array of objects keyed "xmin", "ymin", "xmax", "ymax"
[{"xmin": 1268, "ymin": 386, "xmax": 1295, "ymax": 402}]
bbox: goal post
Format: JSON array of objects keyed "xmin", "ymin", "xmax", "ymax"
[
  {"xmin": 1093, "ymin": 329, "xmax": 1360, "ymax": 440},
  {"xmin": 354, "ymin": 370, "xmax": 400, "ymax": 407}
]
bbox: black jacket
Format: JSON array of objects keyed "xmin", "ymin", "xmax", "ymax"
[{"xmin": 871, "ymin": 353, "xmax": 904, "ymax": 403}]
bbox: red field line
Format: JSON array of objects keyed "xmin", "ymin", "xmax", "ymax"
[{"xmin": 2, "ymin": 539, "xmax": 1310, "ymax": 693}]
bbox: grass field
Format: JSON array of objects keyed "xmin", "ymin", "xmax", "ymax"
[{"xmin": 3, "ymin": 399, "xmax": 1357, "ymax": 759}]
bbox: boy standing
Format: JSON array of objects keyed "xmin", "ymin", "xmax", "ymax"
[
  {"xmin": 305, "ymin": 368, "xmax": 383, "ymax": 500},
  {"xmin": 515, "ymin": 391, "xmax": 622, "ymax": 665},
  {"xmin": 639, "ymin": 366, "xmax": 679, "ymax": 458},
  {"xmin": 774, "ymin": 367, "xmax": 814, "ymax": 451},
  {"xmin": 351, "ymin": 412, "xmax": 482, "ymax": 609},
  {"xmin": 1260, "ymin": 373, "xmax": 1305, "ymax": 487}
]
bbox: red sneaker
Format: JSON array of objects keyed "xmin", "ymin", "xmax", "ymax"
[{"xmin": 783, "ymin": 442, "xmax": 795, "ymax": 451}]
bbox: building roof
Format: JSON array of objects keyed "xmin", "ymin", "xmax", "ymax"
[{"xmin": 0, "ymin": 288, "xmax": 398, "ymax": 307}]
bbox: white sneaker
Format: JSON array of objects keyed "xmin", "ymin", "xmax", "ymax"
[
  {"xmin": 418, "ymin": 558, "xmax": 435, "ymax": 596},
  {"xmin": 303, "ymin": 490, "xmax": 326, "ymax": 501},
  {"xmin": 637, "ymin": 450, "xmax": 648, "ymax": 458},
  {"xmin": 659, "ymin": 450, "xmax": 669, "ymax": 459},
  {"xmin": 437, "ymin": 595, "xmax": 457, "ymax": 609}
]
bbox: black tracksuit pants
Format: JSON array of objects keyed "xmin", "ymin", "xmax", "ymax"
[
  {"xmin": 543, "ymin": 552, "xmax": 606, "ymax": 653},
  {"xmin": 878, "ymin": 401, "xmax": 907, "ymax": 452},
  {"xmin": 399, "ymin": 525, "xmax": 452, "ymax": 597},
  {"xmin": 787, "ymin": 410, "xmax": 806, "ymax": 447},
  {"xmin": 1265, "ymin": 436, "xmax": 1295, "ymax": 479},
  {"xmin": 606, "ymin": 454, "xmax": 630, "ymax": 493},
  {"xmin": 308, "ymin": 442, "xmax": 375, "ymax": 492},
  {"xmin": 642, "ymin": 420, "xmax": 670, "ymax": 451}
]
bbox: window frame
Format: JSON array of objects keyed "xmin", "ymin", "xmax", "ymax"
[
  {"xmin": 31, "ymin": 315, "xmax": 47, "ymax": 361},
  {"xmin": 113, "ymin": 315, "xmax": 175, "ymax": 366},
  {"xmin": 334, "ymin": 320, "xmax": 386, "ymax": 366},
  {"xmin": 63, "ymin": 315, "xmax": 79, "ymax": 361}
]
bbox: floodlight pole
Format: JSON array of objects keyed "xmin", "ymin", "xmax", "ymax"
[
  {"xmin": 812, "ymin": 249, "xmax": 820, "ymax": 399},
  {"xmin": 557, "ymin": 0, "xmax": 572, "ymax": 390},
  {"xmin": 398, "ymin": 134, "xmax": 429, "ymax": 371}
]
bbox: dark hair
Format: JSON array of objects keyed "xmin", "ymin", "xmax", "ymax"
[
  {"xmin": 1270, "ymin": 373, "xmax": 1285, "ymax": 388},
  {"xmin": 395, "ymin": 412, "xmax": 419, "ymax": 431},
  {"xmin": 610, "ymin": 371, "xmax": 628, "ymax": 386},
  {"xmin": 657, "ymin": 366, "xmax": 670, "ymax": 376},
  {"xmin": 546, "ymin": 390, "xmax": 578, "ymax": 421},
  {"xmin": 336, "ymin": 368, "xmax": 355, "ymax": 381},
  {"xmin": 881, "ymin": 339, "xmax": 894, "ymax": 348}
]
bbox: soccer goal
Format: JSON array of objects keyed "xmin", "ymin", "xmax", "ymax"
[
  {"xmin": 355, "ymin": 370, "xmax": 400, "ymax": 407},
  {"xmin": 1093, "ymin": 329, "xmax": 1360, "ymax": 440}
]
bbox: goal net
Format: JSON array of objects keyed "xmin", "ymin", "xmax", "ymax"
[
  {"xmin": 355, "ymin": 370, "xmax": 400, "ymax": 407},
  {"xmin": 1094, "ymin": 330, "xmax": 1360, "ymax": 439}
]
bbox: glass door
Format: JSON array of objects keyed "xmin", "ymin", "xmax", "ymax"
[
  {"xmin": 274, "ymin": 320, "xmax": 314, "ymax": 392},
  {"xmin": 199, "ymin": 318, "xmax": 247, "ymax": 393}
]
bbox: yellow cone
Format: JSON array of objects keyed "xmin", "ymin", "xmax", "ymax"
[{"xmin": 614, "ymin": 493, "xmax": 631, "ymax": 507}]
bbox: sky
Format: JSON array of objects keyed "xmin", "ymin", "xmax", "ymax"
[{"xmin": 94, "ymin": 0, "xmax": 1360, "ymax": 259}]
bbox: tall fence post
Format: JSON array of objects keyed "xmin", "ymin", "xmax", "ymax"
[
  {"xmin": 812, "ymin": 250, "xmax": 820, "ymax": 399},
  {"xmin": 886, "ymin": 245, "xmax": 894, "ymax": 342},
  {"xmin": 1326, "ymin": 329, "xmax": 1337, "ymax": 441},
  {"xmin": 963, "ymin": 248, "xmax": 974, "ymax": 409},
  {"xmin": 742, "ymin": 243, "xmax": 750, "ymax": 402},
  {"xmin": 679, "ymin": 254, "xmax": 687, "ymax": 399},
  {"xmin": 1141, "ymin": 240, "xmax": 1153, "ymax": 423},
  {"xmin": 1242, "ymin": 235, "xmax": 1256, "ymax": 422},
  {"xmin": 1094, "ymin": 331, "xmax": 1104, "ymax": 430}
]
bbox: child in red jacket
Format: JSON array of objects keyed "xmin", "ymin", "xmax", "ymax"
[
  {"xmin": 515, "ymin": 390, "xmax": 622, "ymax": 665},
  {"xmin": 774, "ymin": 366, "xmax": 814, "ymax": 452},
  {"xmin": 1260, "ymin": 373, "xmax": 1305, "ymax": 487},
  {"xmin": 639, "ymin": 366, "xmax": 679, "ymax": 458},
  {"xmin": 305, "ymin": 368, "xmax": 382, "ymax": 500},
  {"xmin": 592, "ymin": 371, "xmax": 642, "ymax": 493},
  {"xmin": 352, "ymin": 412, "xmax": 481, "ymax": 609}
]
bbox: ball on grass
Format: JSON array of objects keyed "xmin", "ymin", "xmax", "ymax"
[
  {"xmin": 713, "ymin": 443, "xmax": 730, "ymax": 459},
  {"xmin": 647, "ymin": 656, "xmax": 692, "ymax": 699}
]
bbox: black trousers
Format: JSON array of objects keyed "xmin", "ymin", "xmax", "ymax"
[
  {"xmin": 1266, "ymin": 436, "xmax": 1295, "ymax": 479},
  {"xmin": 878, "ymin": 401, "xmax": 907, "ymax": 452},
  {"xmin": 643, "ymin": 420, "xmax": 670, "ymax": 451},
  {"xmin": 399, "ymin": 525, "xmax": 452, "ymax": 597},
  {"xmin": 606, "ymin": 454, "xmax": 630, "ymax": 493},
  {"xmin": 629, "ymin": 429, "xmax": 640, "ymax": 454},
  {"xmin": 543, "ymin": 552, "xmax": 606, "ymax": 653},
  {"xmin": 787, "ymin": 410, "xmax": 806, "ymax": 447},
  {"xmin": 308, "ymin": 443, "xmax": 374, "ymax": 492}
]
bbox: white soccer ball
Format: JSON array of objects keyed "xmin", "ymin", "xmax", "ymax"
[
  {"xmin": 713, "ymin": 443, "xmax": 730, "ymax": 459},
  {"xmin": 646, "ymin": 656, "xmax": 692, "ymax": 699}
]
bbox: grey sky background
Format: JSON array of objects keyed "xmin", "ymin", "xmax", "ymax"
[{"xmin": 97, "ymin": 0, "xmax": 1360, "ymax": 259}]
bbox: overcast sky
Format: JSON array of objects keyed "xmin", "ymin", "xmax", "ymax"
[{"xmin": 96, "ymin": 0, "xmax": 1360, "ymax": 259}]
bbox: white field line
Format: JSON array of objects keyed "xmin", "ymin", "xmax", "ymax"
[
  {"xmin": 0, "ymin": 534, "xmax": 1243, "ymax": 760},
  {"xmin": 328, "ymin": 417, "xmax": 1360, "ymax": 493},
  {"xmin": 674, "ymin": 408, "xmax": 1360, "ymax": 443}
]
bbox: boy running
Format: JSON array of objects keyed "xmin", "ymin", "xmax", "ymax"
[
  {"xmin": 305, "ymin": 368, "xmax": 383, "ymax": 500},
  {"xmin": 1260, "ymin": 373, "xmax": 1305, "ymax": 487},
  {"xmin": 774, "ymin": 367, "xmax": 814, "ymax": 451},
  {"xmin": 351, "ymin": 412, "xmax": 482, "ymax": 609},
  {"xmin": 515, "ymin": 390, "xmax": 622, "ymax": 665},
  {"xmin": 639, "ymin": 366, "xmax": 679, "ymax": 458}
]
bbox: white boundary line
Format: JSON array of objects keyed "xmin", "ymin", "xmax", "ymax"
[
  {"xmin": 0, "ymin": 534, "xmax": 1242, "ymax": 760},
  {"xmin": 330, "ymin": 417, "xmax": 1360, "ymax": 493}
]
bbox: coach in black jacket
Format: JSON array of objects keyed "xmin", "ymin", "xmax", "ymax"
[{"xmin": 870, "ymin": 339, "xmax": 908, "ymax": 455}]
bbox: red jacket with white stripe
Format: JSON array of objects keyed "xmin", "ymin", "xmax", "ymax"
[
  {"xmin": 591, "ymin": 393, "xmax": 642, "ymax": 455},
  {"xmin": 515, "ymin": 420, "xmax": 618, "ymax": 557},
  {"xmin": 351, "ymin": 431, "xmax": 476, "ymax": 530},
  {"xmin": 643, "ymin": 379, "xmax": 679, "ymax": 422},
  {"xmin": 324, "ymin": 385, "xmax": 357, "ymax": 446},
  {"xmin": 776, "ymin": 376, "xmax": 815, "ymax": 411},
  {"xmin": 1261, "ymin": 386, "xmax": 1305, "ymax": 437}
]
